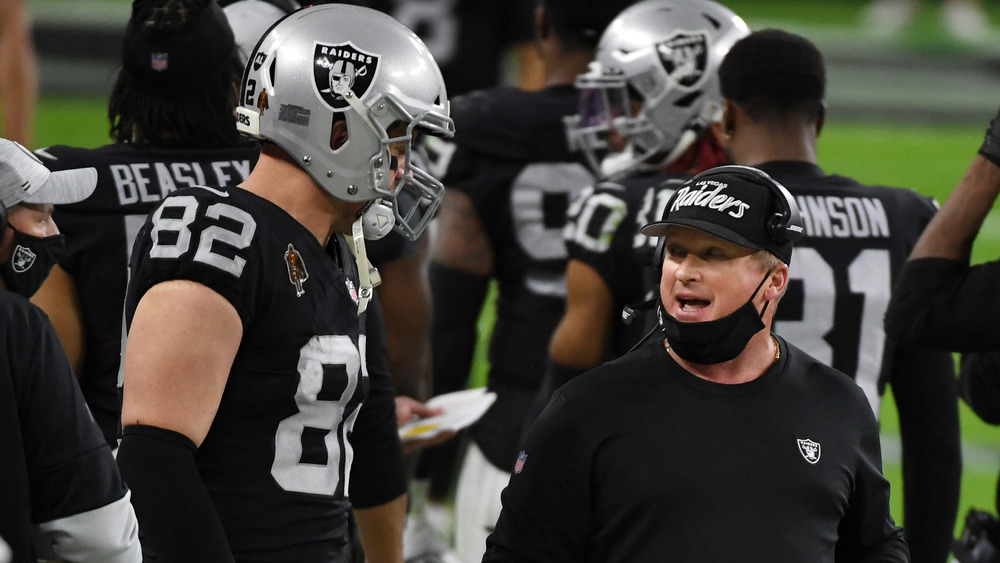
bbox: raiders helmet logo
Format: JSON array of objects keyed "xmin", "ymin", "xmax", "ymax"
[
  {"xmin": 796, "ymin": 438, "xmax": 821, "ymax": 465},
  {"xmin": 284, "ymin": 244, "xmax": 309, "ymax": 297},
  {"xmin": 11, "ymin": 244, "xmax": 36, "ymax": 273},
  {"xmin": 314, "ymin": 42, "xmax": 381, "ymax": 111},
  {"xmin": 656, "ymin": 31, "xmax": 708, "ymax": 89}
]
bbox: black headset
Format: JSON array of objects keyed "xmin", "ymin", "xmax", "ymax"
[
  {"xmin": 0, "ymin": 199, "xmax": 7, "ymax": 234},
  {"xmin": 650, "ymin": 165, "xmax": 804, "ymax": 270}
]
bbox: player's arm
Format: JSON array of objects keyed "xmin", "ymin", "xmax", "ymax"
[
  {"xmin": 116, "ymin": 279, "xmax": 242, "ymax": 562},
  {"xmin": 430, "ymin": 187, "xmax": 492, "ymax": 394},
  {"xmin": 377, "ymin": 234, "xmax": 432, "ymax": 399},
  {"xmin": 520, "ymin": 259, "xmax": 614, "ymax": 440},
  {"xmin": 959, "ymin": 351, "xmax": 1000, "ymax": 424},
  {"xmin": 886, "ymin": 106, "xmax": 1000, "ymax": 347},
  {"xmin": 31, "ymin": 265, "xmax": 85, "ymax": 373},
  {"xmin": 355, "ymin": 494, "xmax": 407, "ymax": 563},
  {"xmin": 887, "ymin": 346, "xmax": 961, "ymax": 563},
  {"xmin": 549, "ymin": 258, "xmax": 615, "ymax": 373}
]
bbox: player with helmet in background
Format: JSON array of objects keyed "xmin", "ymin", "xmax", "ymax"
[
  {"xmin": 416, "ymin": 0, "xmax": 635, "ymax": 559},
  {"xmin": 114, "ymin": 4, "xmax": 454, "ymax": 561},
  {"xmin": 485, "ymin": 164, "xmax": 908, "ymax": 561},
  {"xmin": 532, "ymin": 0, "xmax": 749, "ymax": 417},
  {"xmin": 719, "ymin": 29, "xmax": 959, "ymax": 562},
  {"xmin": 32, "ymin": 0, "xmax": 261, "ymax": 450}
]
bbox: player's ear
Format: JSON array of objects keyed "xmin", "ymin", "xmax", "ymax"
[
  {"xmin": 814, "ymin": 103, "xmax": 827, "ymax": 139},
  {"xmin": 330, "ymin": 118, "xmax": 349, "ymax": 151},
  {"xmin": 721, "ymin": 99, "xmax": 737, "ymax": 137},
  {"xmin": 535, "ymin": 5, "xmax": 550, "ymax": 42}
]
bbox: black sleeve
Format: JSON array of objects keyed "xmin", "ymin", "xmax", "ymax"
[
  {"xmin": 116, "ymin": 425, "xmax": 235, "ymax": 563},
  {"xmin": 417, "ymin": 263, "xmax": 491, "ymax": 498},
  {"xmin": 20, "ymin": 310, "xmax": 128, "ymax": 525},
  {"xmin": 429, "ymin": 262, "xmax": 490, "ymax": 396},
  {"xmin": 834, "ymin": 407, "xmax": 909, "ymax": 563},
  {"xmin": 483, "ymin": 392, "xmax": 590, "ymax": 563},
  {"xmin": 349, "ymin": 294, "xmax": 407, "ymax": 509},
  {"xmin": 888, "ymin": 345, "xmax": 961, "ymax": 563},
  {"xmin": 960, "ymin": 352, "xmax": 1000, "ymax": 424},
  {"xmin": 885, "ymin": 257, "xmax": 1000, "ymax": 351}
]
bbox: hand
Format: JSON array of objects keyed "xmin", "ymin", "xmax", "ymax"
[
  {"xmin": 394, "ymin": 395, "xmax": 443, "ymax": 428},
  {"xmin": 979, "ymin": 104, "xmax": 1000, "ymax": 167},
  {"xmin": 395, "ymin": 395, "xmax": 456, "ymax": 455}
]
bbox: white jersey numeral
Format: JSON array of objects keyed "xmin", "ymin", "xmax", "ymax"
[
  {"xmin": 774, "ymin": 248, "xmax": 890, "ymax": 416},
  {"xmin": 147, "ymin": 196, "xmax": 257, "ymax": 277},
  {"xmin": 271, "ymin": 335, "xmax": 367, "ymax": 497}
]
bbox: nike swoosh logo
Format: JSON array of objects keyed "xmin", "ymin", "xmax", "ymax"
[{"xmin": 193, "ymin": 185, "xmax": 230, "ymax": 197}]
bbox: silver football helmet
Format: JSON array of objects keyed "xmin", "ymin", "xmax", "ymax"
[
  {"xmin": 564, "ymin": 0, "xmax": 749, "ymax": 180},
  {"xmin": 235, "ymin": 4, "xmax": 454, "ymax": 240}
]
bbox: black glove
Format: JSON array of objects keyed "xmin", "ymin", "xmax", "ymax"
[{"xmin": 979, "ymin": 105, "xmax": 1000, "ymax": 167}]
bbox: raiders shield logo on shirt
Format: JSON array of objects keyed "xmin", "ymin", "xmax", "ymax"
[
  {"xmin": 655, "ymin": 31, "xmax": 708, "ymax": 89},
  {"xmin": 314, "ymin": 42, "xmax": 381, "ymax": 111},
  {"xmin": 796, "ymin": 438, "xmax": 821, "ymax": 465}
]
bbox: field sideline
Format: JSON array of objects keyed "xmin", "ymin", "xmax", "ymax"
[{"xmin": 35, "ymin": 96, "xmax": 1000, "ymax": 536}]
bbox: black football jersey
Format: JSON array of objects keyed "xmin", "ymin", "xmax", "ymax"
[
  {"xmin": 0, "ymin": 292, "xmax": 130, "ymax": 562},
  {"xmin": 424, "ymin": 85, "xmax": 596, "ymax": 468},
  {"xmin": 763, "ymin": 161, "xmax": 939, "ymax": 414},
  {"xmin": 125, "ymin": 186, "xmax": 369, "ymax": 561},
  {"xmin": 564, "ymin": 173, "xmax": 684, "ymax": 356},
  {"xmin": 36, "ymin": 143, "xmax": 260, "ymax": 447}
]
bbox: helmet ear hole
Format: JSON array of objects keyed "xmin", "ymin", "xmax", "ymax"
[{"xmin": 330, "ymin": 114, "xmax": 349, "ymax": 151}]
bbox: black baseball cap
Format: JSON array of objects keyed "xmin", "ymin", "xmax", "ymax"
[{"xmin": 641, "ymin": 165, "xmax": 801, "ymax": 264}]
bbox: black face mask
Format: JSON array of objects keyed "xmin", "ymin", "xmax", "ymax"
[
  {"xmin": 659, "ymin": 271, "xmax": 772, "ymax": 365},
  {"xmin": 1, "ymin": 229, "xmax": 65, "ymax": 298}
]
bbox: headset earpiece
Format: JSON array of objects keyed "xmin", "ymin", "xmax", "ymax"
[{"xmin": 0, "ymin": 199, "xmax": 7, "ymax": 234}]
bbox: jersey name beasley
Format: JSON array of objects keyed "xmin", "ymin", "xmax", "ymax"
[
  {"xmin": 124, "ymin": 186, "xmax": 368, "ymax": 559},
  {"xmin": 37, "ymin": 142, "xmax": 260, "ymax": 447}
]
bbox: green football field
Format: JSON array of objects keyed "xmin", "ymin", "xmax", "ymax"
[{"xmin": 33, "ymin": 73, "xmax": 1000, "ymax": 539}]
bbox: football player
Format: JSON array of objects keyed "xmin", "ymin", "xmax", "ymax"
[
  {"xmin": 537, "ymin": 0, "xmax": 749, "ymax": 416},
  {"xmin": 418, "ymin": 0, "xmax": 635, "ymax": 559},
  {"xmin": 721, "ymin": 29, "xmax": 960, "ymax": 562},
  {"xmin": 32, "ymin": 0, "xmax": 260, "ymax": 449},
  {"xmin": 114, "ymin": 4, "xmax": 454, "ymax": 561}
]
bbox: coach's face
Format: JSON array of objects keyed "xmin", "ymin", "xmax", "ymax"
[
  {"xmin": 8, "ymin": 203, "xmax": 59, "ymax": 237},
  {"xmin": 659, "ymin": 226, "xmax": 770, "ymax": 324}
]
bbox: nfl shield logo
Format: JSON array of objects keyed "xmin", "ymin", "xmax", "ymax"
[
  {"xmin": 313, "ymin": 42, "xmax": 380, "ymax": 111},
  {"xmin": 655, "ymin": 31, "xmax": 708, "ymax": 89},
  {"xmin": 514, "ymin": 451, "xmax": 527, "ymax": 474},
  {"xmin": 796, "ymin": 438, "xmax": 821, "ymax": 465},
  {"xmin": 151, "ymin": 52, "xmax": 168, "ymax": 72}
]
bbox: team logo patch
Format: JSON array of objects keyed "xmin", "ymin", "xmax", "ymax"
[
  {"xmin": 151, "ymin": 52, "xmax": 168, "ymax": 72},
  {"xmin": 313, "ymin": 42, "xmax": 380, "ymax": 111},
  {"xmin": 656, "ymin": 31, "xmax": 708, "ymax": 89},
  {"xmin": 284, "ymin": 244, "xmax": 309, "ymax": 297},
  {"xmin": 514, "ymin": 451, "xmax": 527, "ymax": 474},
  {"xmin": 11, "ymin": 245, "xmax": 35, "ymax": 273},
  {"xmin": 797, "ymin": 438, "xmax": 821, "ymax": 465}
]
